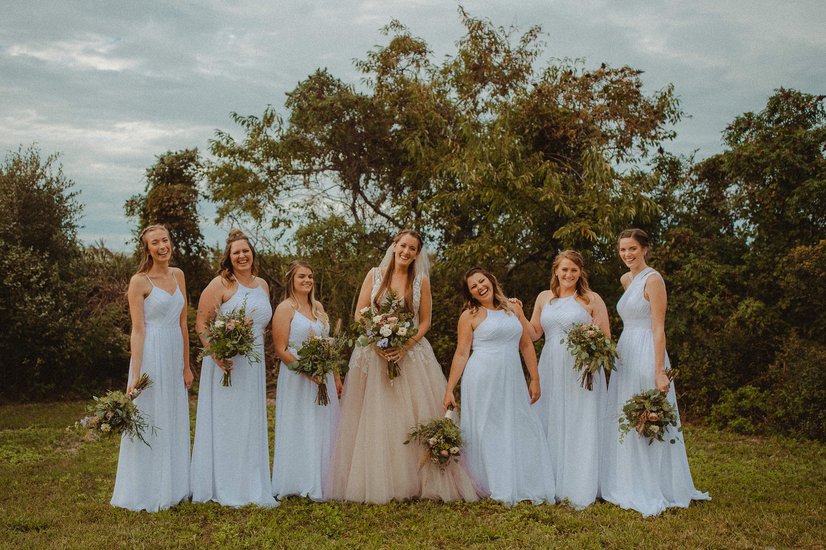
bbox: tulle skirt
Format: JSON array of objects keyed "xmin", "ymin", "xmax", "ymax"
[{"xmin": 328, "ymin": 339, "xmax": 479, "ymax": 503}]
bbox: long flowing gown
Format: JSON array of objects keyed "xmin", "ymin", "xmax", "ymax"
[
  {"xmin": 535, "ymin": 295, "xmax": 606, "ymax": 508},
  {"xmin": 111, "ymin": 275, "xmax": 191, "ymax": 512},
  {"xmin": 601, "ymin": 267, "xmax": 710, "ymax": 516},
  {"xmin": 272, "ymin": 312, "xmax": 340, "ymax": 500},
  {"xmin": 328, "ymin": 269, "xmax": 479, "ymax": 503},
  {"xmin": 190, "ymin": 282, "xmax": 277, "ymax": 507},
  {"xmin": 461, "ymin": 308, "xmax": 556, "ymax": 505}
]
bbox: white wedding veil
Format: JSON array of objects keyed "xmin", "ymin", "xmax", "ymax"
[{"xmin": 377, "ymin": 234, "xmax": 431, "ymax": 279}]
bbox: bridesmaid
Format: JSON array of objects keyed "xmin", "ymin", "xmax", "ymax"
[
  {"xmin": 271, "ymin": 260, "xmax": 341, "ymax": 500},
  {"xmin": 444, "ymin": 267, "xmax": 555, "ymax": 505},
  {"xmin": 601, "ymin": 228, "xmax": 710, "ymax": 516},
  {"xmin": 524, "ymin": 250, "xmax": 610, "ymax": 509},
  {"xmin": 190, "ymin": 230, "xmax": 277, "ymax": 507},
  {"xmin": 111, "ymin": 224, "xmax": 193, "ymax": 512}
]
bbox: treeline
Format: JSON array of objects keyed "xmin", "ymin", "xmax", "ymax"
[{"xmin": 1, "ymin": 12, "xmax": 823, "ymax": 439}]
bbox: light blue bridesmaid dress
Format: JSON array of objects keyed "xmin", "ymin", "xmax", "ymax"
[
  {"xmin": 190, "ymin": 281, "xmax": 277, "ymax": 507},
  {"xmin": 460, "ymin": 308, "xmax": 555, "ymax": 505},
  {"xmin": 111, "ymin": 274, "xmax": 191, "ymax": 512},
  {"xmin": 601, "ymin": 267, "xmax": 710, "ymax": 516},
  {"xmin": 535, "ymin": 294, "xmax": 606, "ymax": 508},
  {"xmin": 272, "ymin": 311, "xmax": 340, "ymax": 500}
]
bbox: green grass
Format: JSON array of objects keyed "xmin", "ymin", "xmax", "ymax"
[{"xmin": 1, "ymin": 400, "xmax": 824, "ymax": 549}]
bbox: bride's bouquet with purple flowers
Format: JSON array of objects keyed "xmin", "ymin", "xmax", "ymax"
[
  {"xmin": 404, "ymin": 408, "xmax": 463, "ymax": 470},
  {"xmin": 75, "ymin": 373, "xmax": 155, "ymax": 446},
  {"xmin": 562, "ymin": 322, "xmax": 618, "ymax": 390},
  {"xmin": 354, "ymin": 290, "xmax": 416, "ymax": 380},
  {"xmin": 198, "ymin": 298, "xmax": 260, "ymax": 387}
]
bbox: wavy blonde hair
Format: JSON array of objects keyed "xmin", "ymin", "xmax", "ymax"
[
  {"xmin": 550, "ymin": 250, "xmax": 592, "ymax": 304},
  {"xmin": 282, "ymin": 260, "xmax": 329, "ymax": 328},
  {"xmin": 461, "ymin": 267, "xmax": 514, "ymax": 314},
  {"xmin": 135, "ymin": 224, "xmax": 171, "ymax": 274}
]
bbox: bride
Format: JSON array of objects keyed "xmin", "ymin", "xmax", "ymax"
[{"xmin": 328, "ymin": 230, "xmax": 479, "ymax": 503}]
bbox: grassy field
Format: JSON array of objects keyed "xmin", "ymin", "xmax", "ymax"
[{"xmin": 1, "ymin": 400, "xmax": 824, "ymax": 549}]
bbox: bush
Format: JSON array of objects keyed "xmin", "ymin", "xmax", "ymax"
[
  {"xmin": 709, "ymin": 385, "xmax": 771, "ymax": 435},
  {"xmin": 768, "ymin": 334, "xmax": 826, "ymax": 440}
]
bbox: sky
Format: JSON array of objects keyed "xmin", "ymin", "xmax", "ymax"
[{"xmin": 2, "ymin": 1, "xmax": 824, "ymax": 250}]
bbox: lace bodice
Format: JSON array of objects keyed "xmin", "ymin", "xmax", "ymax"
[{"xmin": 369, "ymin": 268, "xmax": 424, "ymax": 324}]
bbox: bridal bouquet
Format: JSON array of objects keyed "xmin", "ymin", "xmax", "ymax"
[
  {"xmin": 198, "ymin": 298, "xmax": 260, "ymax": 387},
  {"xmin": 288, "ymin": 334, "xmax": 347, "ymax": 406},
  {"xmin": 404, "ymin": 408, "xmax": 463, "ymax": 470},
  {"xmin": 618, "ymin": 372, "xmax": 681, "ymax": 444},
  {"xmin": 76, "ymin": 373, "xmax": 155, "ymax": 446},
  {"xmin": 562, "ymin": 322, "xmax": 618, "ymax": 390},
  {"xmin": 354, "ymin": 290, "xmax": 417, "ymax": 380}
]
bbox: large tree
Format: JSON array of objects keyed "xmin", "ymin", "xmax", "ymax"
[{"xmin": 206, "ymin": 10, "xmax": 680, "ymax": 285}]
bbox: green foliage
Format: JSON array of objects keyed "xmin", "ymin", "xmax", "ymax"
[
  {"xmin": 0, "ymin": 148, "xmax": 132, "ymax": 400},
  {"xmin": 658, "ymin": 89, "xmax": 825, "ymax": 439},
  {"xmin": 206, "ymin": 10, "xmax": 677, "ymax": 275},
  {"xmin": 709, "ymin": 386, "xmax": 771, "ymax": 435},
  {"xmin": 767, "ymin": 334, "xmax": 826, "ymax": 440}
]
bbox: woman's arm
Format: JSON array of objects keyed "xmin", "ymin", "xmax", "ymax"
[
  {"xmin": 518, "ymin": 313, "xmax": 541, "ymax": 404},
  {"xmin": 645, "ymin": 273, "xmax": 670, "ymax": 392},
  {"xmin": 443, "ymin": 311, "xmax": 475, "ymax": 410},
  {"xmin": 271, "ymin": 301, "xmax": 299, "ymax": 369},
  {"xmin": 174, "ymin": 269, "xmax": 193, "ymax": 389},
  {"xmin": 525, "ymin": 291, "xmax": 549, "ymax": 342},
  {"xmin": 587, "ymin": 291, "xmax": 612, "ymax": 339},
  {"xmin": 196, "ymin": 277, "xmax": 232, "ymax": 371},
  {"xmin": 126, "ymin": 274, "xmax": 150, "ymax": 393},
  {"xmin": 353, "ymin": 269, "xmax": 374, "ymax": 322}
]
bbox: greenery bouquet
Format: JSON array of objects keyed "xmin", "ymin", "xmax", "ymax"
[
  {"xmin": 288, "ymin": 334, "xmax": 347, "ymax": 406},
  {"xmin": 198, "ymin": 298, "xmax": 260, "ymax": 387},
  {"xmin": 354, "ymin": 290, "xmax": 417, "ymax": 381},
  {"xmin": 618, "ymin": 372, "xmax": 681, "ymax": 444},
  {"xmin": 562, "ymin": 322, "xmax": 618, "ymax": 390},
  {"xmin": 76, "ymin": 373, "xmax": 155, "ymax": 446},
  {"xmin": 404, "ymin": 408, "xmax": 463, "ymax": 470}
]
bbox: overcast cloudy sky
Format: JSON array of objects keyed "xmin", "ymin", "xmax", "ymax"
[{"xmin": 2, "ymin": 1, "xmax": 824, "ymax": 249}]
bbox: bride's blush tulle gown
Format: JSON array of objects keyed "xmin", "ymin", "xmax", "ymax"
[{"xmin": 328, "ymin": 269, "xmax": 479, "ymax": 503}]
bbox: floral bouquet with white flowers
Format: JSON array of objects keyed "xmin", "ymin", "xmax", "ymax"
[
  {"xmin": 404, "ymin": 408, "xmax": 463, "ymax": 470},
  {"xmin": 198, "ymin": 297, "xmax": 260, "ymax": 387},
  {"xmin": 562, "ymin": 322, "xmax": 618, "ymax": 390},
  {"xmin": 354, "ymin": 290, "xmax": 417, "ymax": 380},
  {"xmin": 75, "ymin": 373, "xmax": 155, "ymax": 446},
  {"xmin": 288, "ymin": 334, "xmax": 347, "ymax": 406},
  {"xmin": 618, "ymin": 371, "xmax": 681, "ymax": 445}
]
